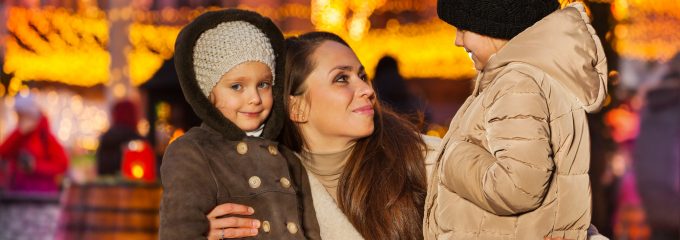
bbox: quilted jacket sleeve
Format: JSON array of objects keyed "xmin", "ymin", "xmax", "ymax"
[
  {"xmin": 159, "ymin": 137, "xmax": 217, "ymax": 239},
  {"xmin": 441, "ymin": 70, "xmax": 554, "ymax": 215}
]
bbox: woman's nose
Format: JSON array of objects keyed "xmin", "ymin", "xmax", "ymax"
[{"xmin": 356, "ymin": 81, "xmax": 375, "ymax": 99}]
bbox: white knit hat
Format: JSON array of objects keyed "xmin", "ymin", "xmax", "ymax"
[
  {"xmin": 193, "ymin": 21, "xmax": 276, "ymax": 98},
  {"xmin": 14, "ymin": 94, "xmax": 40, "ymax": 117}
]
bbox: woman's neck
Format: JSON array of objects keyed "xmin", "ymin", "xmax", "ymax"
[
  {"xmin": 299, "ymin": 126, "xmax": 356, "ymax": 154},
  {"xmin": 301, "ymin": 142, "xmax": 355, "ymax": 203}
]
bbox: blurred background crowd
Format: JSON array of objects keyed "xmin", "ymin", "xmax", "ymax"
[{"xmin": 0, "ymin": 0, "xmax": 678, "ymax": 239}]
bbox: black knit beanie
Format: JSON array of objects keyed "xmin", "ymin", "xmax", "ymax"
[{"xmin": 437, "ymin": 0, "xmax": 560, "ymax": 40}]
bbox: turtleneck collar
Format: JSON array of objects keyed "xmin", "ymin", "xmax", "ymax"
[{"xmin": 299, "ymin": 142, "xmax": 356, "ymax": 202}]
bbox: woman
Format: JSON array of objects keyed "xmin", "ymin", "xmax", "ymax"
[{"xmin": 205, "ymin": 32, "xmax": 438, "ymax": 239}]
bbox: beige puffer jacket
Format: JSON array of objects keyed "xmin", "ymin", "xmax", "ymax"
[{"xmin": 424, "ymin": 3, "xmax": 607, "ymax": 239}]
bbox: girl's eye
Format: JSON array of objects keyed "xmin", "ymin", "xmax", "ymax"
[
  {"xmin": 258, "ymin": 81, "xmax": 272, "ymax": 89},
  {"xmin": 230, "ymin": 84, "xmax": 242, "ymax": 91}
]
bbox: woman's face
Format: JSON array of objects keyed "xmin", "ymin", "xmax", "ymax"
[
  {"xmin": 292, "ymin": 41, "xmax": 376, "ymax": 142},
  {"xmin": 454, "ymin": 29, "xmax": 506, "ymax": 71}
]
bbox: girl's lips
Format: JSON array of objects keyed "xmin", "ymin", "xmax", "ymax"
[{"xmin": 240, "ymin": 111, "xmax": 262, "ymax": 117}]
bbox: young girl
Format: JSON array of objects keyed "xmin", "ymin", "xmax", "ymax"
[{"xmin": 159, "ymin": 9, "xmax": 320, "ymax": 240}]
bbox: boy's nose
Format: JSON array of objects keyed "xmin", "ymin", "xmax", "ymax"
[{"xmin": 454, "ymin": 29, "xmax": 464, "ymax": 47}]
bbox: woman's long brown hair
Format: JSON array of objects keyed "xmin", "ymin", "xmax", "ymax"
[{"xmin": 280, "ymin": 31, "xmax": 427, "ymax": 240}]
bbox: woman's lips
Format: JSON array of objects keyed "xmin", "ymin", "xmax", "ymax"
[{"xmin": 353, "ymin": 105, "xmax": 374, "ymax": 115}]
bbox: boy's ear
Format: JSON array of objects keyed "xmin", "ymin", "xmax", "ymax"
[{"xmin": 288, "ymin": 95, "xmax": 309, "ymax": 123}]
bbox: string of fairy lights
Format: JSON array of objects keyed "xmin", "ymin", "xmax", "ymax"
[{"xmin": 4, "ymin": 0, "xmax": 678, "ymax": 95}]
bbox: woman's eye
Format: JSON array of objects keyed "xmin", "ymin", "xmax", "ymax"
[
  {"xmin": 334, "ymin": 74, "xmax": 349, "ymax": 83},
  {"xmin": 359, "ymin": 73, "xmax": 368, "ymax": 82},
  {"xmin": 230, "ymin": 84, "xmax": 242, "ymax": 91},
  {"xmin": 258, "ymin": 81, "xmax": 272, "ymax": 89}
]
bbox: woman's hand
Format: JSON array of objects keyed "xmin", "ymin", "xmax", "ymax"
[{"xmin": 207, "ymin": 203, "xmax": 260, "ymax": 239}]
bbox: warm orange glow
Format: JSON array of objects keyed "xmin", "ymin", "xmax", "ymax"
[
  {"xmin": 4, "ymin": 7, "xmax": 110, "ymax": 89},
  {"xmin": 347, "ymin": 20, "xmax": 475, "ymax": 80},
  {"xmin": 612, "ymin": 0, "xmax": 680, "ymax": 61},
  {"xmin": 169, "ymin": 129, "xmax": 185, "ymax": 145},
  {"xmin": 4, "ymin": 3, "xmax": 477, "ymax": 94},
  {"xmin": 604, "ymin": 106, "xmax": 639, "ymax": 143},
  {"xmin": 131, "ymin": 162, "xmax": 145, "ymax": 179},
  {"xmin": 4, "ymin": 7, "xmax": 177, "ymax": 90}
]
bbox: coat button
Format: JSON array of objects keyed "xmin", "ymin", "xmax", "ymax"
[
  {"xmin": 280, "ymin": 177, "xmax": 291, "ymax": 189},
  {"xmin": 248, "ymin": 176, "xmax": 261, "ymax": 188},
  {"xmin": 236, "ymin": 142, "xmax": 248, "ymax": 155},
  {"xmin": 286, "ymin": 222, "xmax": 298, "ymax": 234},
  {"xmin": 268, "ymin": 145, "xmax": 278, "ymax": 156},
  {"xmin": 261, "ymin": 221, "xmax": 271, "ymax": 233}
]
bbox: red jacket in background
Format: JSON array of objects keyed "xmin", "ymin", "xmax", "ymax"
[{"xmin": 0, "ymin": 114, "xmax": 69, "ymax": 192}]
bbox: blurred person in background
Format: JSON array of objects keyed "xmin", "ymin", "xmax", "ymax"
[
  {"xmin": 0, "ymin": 95, "xmax": 69, "ymax": 193},
  {"xmin": 633, "ymin": 53, "xmax": 680, "ymax": 240},
  {"xmin": 95, "ymin": 100, "xmax": 143, "ymax": 176},
  {"xmin": 372, "ymin": 55, "xmax": 432, "ymax": 130}
]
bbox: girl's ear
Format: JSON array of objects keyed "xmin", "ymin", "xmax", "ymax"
[
  {"xmin": 208, "ymin": 92, "xmax": 216, "ymax": 105},
  {"xmin": 288, "ymin": 95, "xmax": 309, "ymax": 123}
]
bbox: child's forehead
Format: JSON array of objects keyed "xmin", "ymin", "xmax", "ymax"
[{"xmin": 216, "ymin": 61, "xmax": 273, "ymax": 83}]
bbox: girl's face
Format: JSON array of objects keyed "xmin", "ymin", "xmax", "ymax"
[
  {"xmin": 291, "ymin": 41, "xmax": 376, "ymax": 142},
  {"xmin": 455, "ymin": 29, "xmax": 507, "ymax": 71},
  {"xmin": 209, "ymin": 61, "xmax": 273, "ymax": 132}
]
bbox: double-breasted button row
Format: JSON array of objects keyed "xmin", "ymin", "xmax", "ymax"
[
  {"xmin": 259, "ymin": 221, "xmax": 298, "ymax": 234},
  {"xmin": 235, "ymin": 142, "xmax": 278, "ymax": 156},
  {"xmin": 247, "ymin": 177, "xmax": 291, "ymax": 189}
]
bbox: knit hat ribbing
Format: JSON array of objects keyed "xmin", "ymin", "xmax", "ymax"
[
  {"xmin": 437, "ymin": 0, "xmax": 560, "ymax": 40},
  {"xmin": 193, "ymin": 21, "xmax": 275, "ymax": 98}
]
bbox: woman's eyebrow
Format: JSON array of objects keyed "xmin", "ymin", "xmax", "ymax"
[{"xmin": 328, "ymin": 65, "xmax": 353, "ymax": 74}]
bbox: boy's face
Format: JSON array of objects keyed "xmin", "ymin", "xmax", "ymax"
[
  {"xmin": 454, "ymin": 29, "xmax": 506, "ymax": 71},
  {"xmin": 209, "ymin": 61, "xmax": 273, "ymax": 132}
]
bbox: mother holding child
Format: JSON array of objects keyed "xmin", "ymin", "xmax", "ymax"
[{"xmin": 160, "ymin": 0, "xmax": 609, "ymax": 239}]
